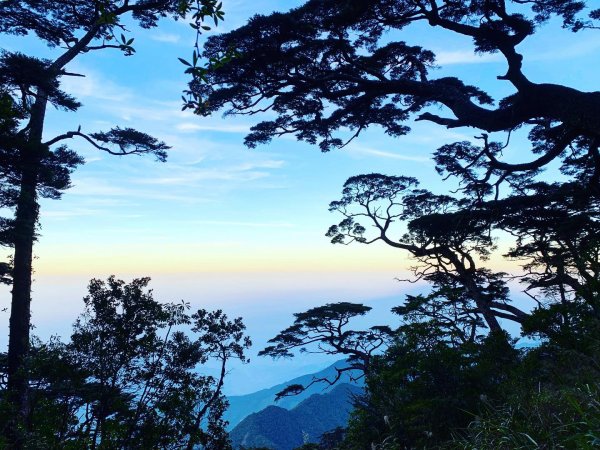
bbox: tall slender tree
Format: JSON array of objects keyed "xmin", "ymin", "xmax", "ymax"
[{"xmin": 0, "ymin": 1, "xmax": 224, "ymax": 445}]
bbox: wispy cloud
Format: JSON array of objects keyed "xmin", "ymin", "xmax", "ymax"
[
  {"xmin": 136, "ymin": 169, "xmax": 270, "ymax": 185},
  {"xmin": 347, "ymin": 146, "xmax": 432, "ymax": 163},
  {"xmin": 40, "ymin": 208, "xmax": 103, "ymax": 219},
  {"xmin": 130, "ymin": 157, "xmax": 285, "ymax": 186},
  {"xmin": 529, "ymin": 35, "xmax": 600, "ymax": 62},
  {"xmin": 149, "ymin": 32, "xmax": 182, "ymax": 44},
  {"xmin": 191, "ymin": 220, "xmax": 295, "ymax": 228},
  {"xmin": 175, "ymin": 122, "xmax": 250, "ymax": 133},
  {"xmin": 60, "ymin": 68, "xmax": 133, "ymax": 102},
  {"xmin": 96, "ymin": 102, "xmax": 253, "ymax": 135},
  {"xmin": 108, "ymin": 104, "xmax": 168, "ymax": 123},
  {"xmin": 234, "ymin": 160, "xmax": 285, "ymax": 170},
  {"xmin": 434, "ymin": 31, "xmax": 600, "ymax": 66},
  {"xmin": 67, "ymin": 177, "xmax": 216, "ymax": 204},
  {"xmin": 435, "ymin": 50, "xmax": 502, "ymax": 65}
]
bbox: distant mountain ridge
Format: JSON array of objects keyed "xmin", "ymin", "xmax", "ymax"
[
  {"xmin": 230, "ymin": 383, "xmax": 362, "ymax": 450},
  {"xmin": 225, "ymin": 360, "xmax": 362, "ymax": 429}
]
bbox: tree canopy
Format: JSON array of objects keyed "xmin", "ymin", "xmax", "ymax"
[
  {"xmin": 198, "ymin": 2, "xmax": 600, "ymax": 447},
  {"xmin": 195, "ymin": 0, "xmax": 599, "ymax": 184},
  {"xmin": 3, "ymin": 0, "xmax": 600, "ymax": 448},
  {"xmin": 260, "ymin": 302, "xmax": 393, "ymax": 399},
  {"xmin": 195, "ymin": 0, "xmax": 600, "ymax": 339},
  {"xmin": 1, "ymin": 276, "xmax": 251, "ymax": 449}
]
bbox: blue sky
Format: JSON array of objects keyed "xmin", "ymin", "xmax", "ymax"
[{"xmin": 1, "ymin": 1, "xmax": 599, "ymax": 394}]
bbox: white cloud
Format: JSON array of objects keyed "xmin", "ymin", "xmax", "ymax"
[
  {"xmin": 106, "ymin": 104, "xmax": 164, "ymax": 123},
  {"xmin": 234, "ymin": 160, "xmax": 285, "ymax": 170},
  {"xmin": 149, "ymin": 32, "xmax": 182, "ymax": 44},
  {"xmin": 529, "ymin": 36, "xmax": 600, "ymax": 62},
  {"xmin": 136, "ymin": 169, "xmax": 270, "ymax": 185},
  {"xmin": 67, "ymin": 177, "xmax": 216, "ymax": 204},
  {"xmin": 191, "ymin": 220, "xmax": 295, "ymax": 228},
  {"xmin": 40, "ymin": 208, "xmax": 103, "ymax": 219},
  {"xmin": 175, "ymin": 122, "xmax": 250, "ymax": 133},
  {"xmin": 347, "ymin": 146, "xmax": 432, "ymax": 163},
  {"xmin": 434, "ymin": 50, "xmax": 502, "ymax": 65},
  {"xmin": 433, "ymin": 30, "xmax": 600, "ymax": 67},
  {"xmin": 129, "ymin": 157, "xmax": 285, "ymax": 186},
  {"xmin": 60, "ymin": 69, "xmax": 133, "ymax": 102}
]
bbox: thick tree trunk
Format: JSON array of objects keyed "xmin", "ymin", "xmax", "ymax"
[{"xmin": 4, "ymin": 96, "xmax": 46, "ymax": 449}]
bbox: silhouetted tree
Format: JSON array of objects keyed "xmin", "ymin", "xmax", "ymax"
[
  {"xmin": 191, "ymin": 0, "xmax": 600, "ymax": 336},
  {"xmin": 0, "ymin": 276, "xmax": 251, "ymax": 449},
  {"xmin": 259, "ymin": 302, "xmax": 394, "ymax": 398},
  {"xmin": 326, "ymin": 173, "xmax": 526, "ymax": 332},
  {"xmin": 0, "ymin": 1, "xmax": 224, "ymax": 444},
  {"xmin": 343, "ymin": 326, "xmax": 518, "ymax": 448},
  {"xmin": 194, "ymin": 0, "xmax": 599, "ymax": 183},
  {"xmin": 191, "ymin": 7, "xmax": 600, "ymax": 443},
  {"xmin": 495, "ymin": 183, "xmax": 600, "ymax": 323}
]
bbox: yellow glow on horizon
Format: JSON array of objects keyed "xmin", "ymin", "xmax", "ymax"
[
  {"xmin": 33, "ymin": 241, "xmax": 413, "ymax": 275},
  {"xmin": 32, "ymin": 237, "xmax": 524, "ymax": 276}
]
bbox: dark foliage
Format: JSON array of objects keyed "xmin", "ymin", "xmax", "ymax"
[
  {"xmin": 200, "ymin": 2, "xmax": 600, "ymax": 447},
  {"xmin": 0, "ymin": 276, "xmax": 251, "ymax": 449},
  {"xmin": 193, "ymin": 0, "xmax": 600, "ymax": 340},
  {"xmin": 196, "ymin": 0, "xmax": 600, "ymax": 185},
  {"xmin": 326, "ymin": 173, "xmax": 523, "ymax": 333},
  {"xmin": 259, "ymin": 302, "xmax": 394, "ymax": 398}
]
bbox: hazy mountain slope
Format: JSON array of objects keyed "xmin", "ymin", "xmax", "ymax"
[
  {"xmin": 230, "ymin": 405, "xmax": 303, "ymax": 450},
  {"xmin": 230, "ymin": 383, "xmax": 362, "ymax": 450},
  {"xmin": 225, "ymin": 360, "xmax": 362, "ymax": 428}
]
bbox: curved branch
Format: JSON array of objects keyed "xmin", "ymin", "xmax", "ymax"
[
  {"xmin": 478, "ymin": 129, "xmax": 578, "ymax": 172},
  {"xmin": 43, "ymin": 131, "xmax": 131, "ymax": 156}
]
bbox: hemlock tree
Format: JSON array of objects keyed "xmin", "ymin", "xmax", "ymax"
[
  {"xmin": 192, "ymin": 1, "xmax": 600, "ymax": 336},
  {"xmin": 0, "ymin": 0, "xmax": 224, "ymax": 445}
]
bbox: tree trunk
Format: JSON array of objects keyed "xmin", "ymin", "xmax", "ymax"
[
  {"xmin": 4, "ymin": 95, "xmax": 46, "ymax": 449},
  {"xmin": 3, "ymin": 23, "xmax": 101, "ymax": 447}
]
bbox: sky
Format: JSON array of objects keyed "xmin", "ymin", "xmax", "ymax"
[{"xmin": 0, "ymin": 1, "xmax": 599, "ymax": 394}]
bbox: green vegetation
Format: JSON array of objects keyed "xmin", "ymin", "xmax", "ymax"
[
  {"xmin": 230, "ymin": 384, "xmax": 360, "ymax": 450},
  {"xmin": 1, "ymin": 276, "xmax": 251, "ymax": 449}
]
